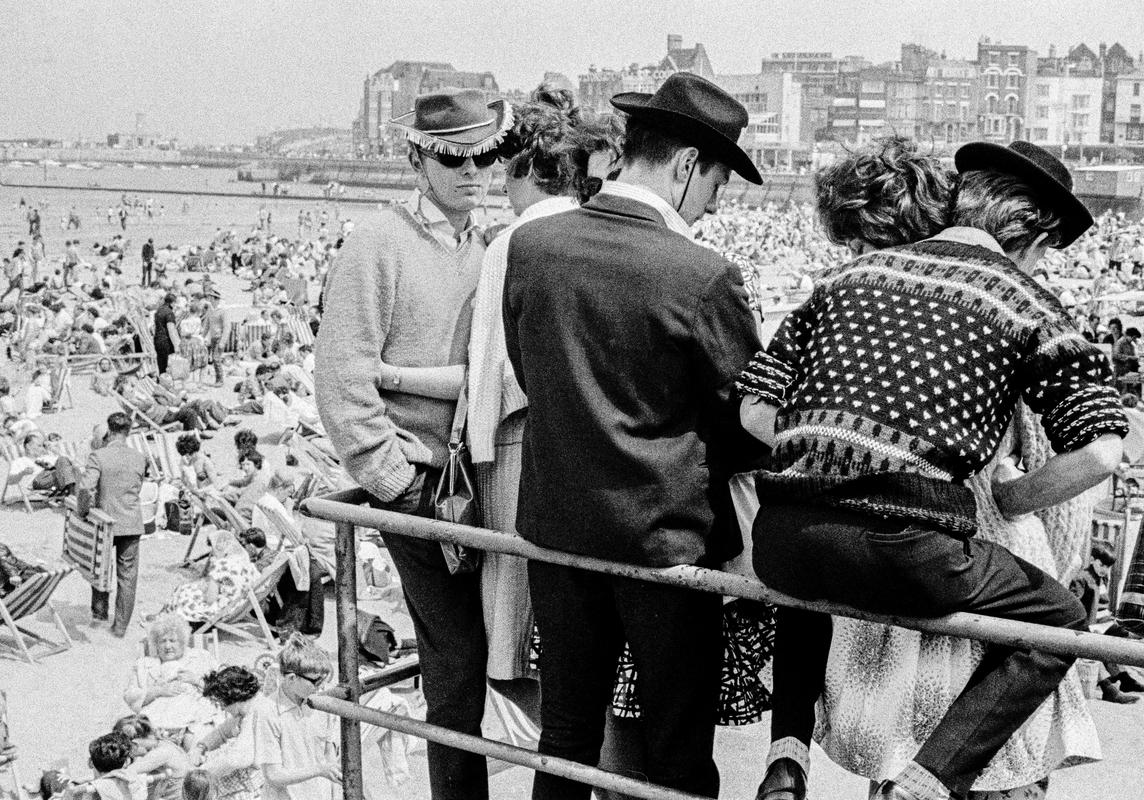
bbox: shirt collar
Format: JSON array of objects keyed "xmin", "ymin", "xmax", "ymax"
[
  {"xmin": 516, "ymin": 195, "xmax": 579, "ymax": 226},
  {"xmin": 924, "ymin": 226, "xmax": 1006, "ymax": 255},
  {"xmin": 597, "ymin": 181, "xmax": 694, "ymax": 241},
  {"xmin": 406, "ymin": 189, "xmax": 477, "ymax": 247}
]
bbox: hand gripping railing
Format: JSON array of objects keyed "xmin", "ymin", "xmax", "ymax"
[{"xmin": 301, "ymin": 487, "xmax": 1144, "ymax": 800}]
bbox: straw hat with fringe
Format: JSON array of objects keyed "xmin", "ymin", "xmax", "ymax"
[{"xmin": 390, "ymin": 87, "xmax": 514, "ymax": 157}]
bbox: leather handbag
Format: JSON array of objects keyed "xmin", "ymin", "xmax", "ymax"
[{"xmin": 434, "ymin": 380, "xmax": 482, "ymax": 574}]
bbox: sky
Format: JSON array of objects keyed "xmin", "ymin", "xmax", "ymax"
[{"xmin": 2, "ymin": 0, "xmax": 1143, "ymax": 144}]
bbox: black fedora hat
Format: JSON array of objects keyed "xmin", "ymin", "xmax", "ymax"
[
  {"xmin": 954, "ymin": 140, "xmax": 1093, "ymax": 248},
  {"xmin": 611, "ymin": 73, "xmax": 763, "ymax": 184}
]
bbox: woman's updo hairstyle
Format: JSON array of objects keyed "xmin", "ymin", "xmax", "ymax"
[
  {"xmin": 530, "ymin": 81, "xmax": 581, "ymax": 126},
  {"xmin": 815, "ymin": 135, "xmax": 954, "ymax": 251},
  {"xmin": 497, "ymin": 102, "xmax": 579, "ymax": 198}
]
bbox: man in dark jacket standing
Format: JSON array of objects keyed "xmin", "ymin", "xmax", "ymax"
[
  {"xmin": 79, "ymin": 412, "xmax": 148, "ymax": 637},
  {"xmin": 503, "ymin": 73, "xmax": 764, "ymax": 799}
]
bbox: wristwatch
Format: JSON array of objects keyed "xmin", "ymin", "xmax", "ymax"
[{"xmin": 392, "ymin": 368, "xmax": 401, "ymax": 390}]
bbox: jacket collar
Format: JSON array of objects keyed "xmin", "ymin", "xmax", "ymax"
[
  {"xmin": 589, "ymin": 181, "xmax": 695, "ymax": 241},
  {"xmin": 924, "ymin": 226, "xmax": 1006, "ymax": 255}
]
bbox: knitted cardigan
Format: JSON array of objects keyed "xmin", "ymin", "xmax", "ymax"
[
  {"xmin": 738, "ymin": 237, "xmax": 1127, "ymax": 529},
  {"xmin": 315, "ymin": 203, "xmax": 484, "ymax": 502}
]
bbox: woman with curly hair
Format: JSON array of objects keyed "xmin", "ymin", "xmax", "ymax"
[
  {"xmin": 124, "ymin": 614, "xmax": 219, "ymax": 748},
  {"xmin": 191, "ymin": 666, "xmax": 264, "ymax": 800},
  {"xmin": 751, "ymin": 136, "xmax": 1101, "ymax": 800}
]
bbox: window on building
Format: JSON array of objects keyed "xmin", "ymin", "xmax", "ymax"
[
  {"xmin": 1132, "ymin": 104, "xmax": 1142, "ymax": 123},
  {"xmin": 993, "ymin": 118, "xmax": 1002, "ymax": 132},
  {"xmin": 1036, "ymin": 105, "xmax": 1049, "ymax": 119},
  {"xmin": 1071, "ymin": 94, "xmax": 1090, "ymax": 109},
  {"xmin": 1009, "ymin": 52, "xmax": 1019, "ymax": 66},
  {"xmin": 1007, "ymin": 96, "xmax": 1019, "ymax": 114},
  {"xmin": 987, "ymin": 73, "xmax": 999, "ymax": 88},
  {"xmin": 987, "ymin": 95, "xmax": 998, "ymax": 113},
  {"xmin": 1072, "ymin": 113, "xmax": 1089, "ymax": 129},
  {"xmin": 989, "ymin": 51, "xmax": 999, "ymax": 65},
  {"xmin": 1033, "ymin": 127, "xmax": 1049, "ymax": 140},
  {"xmin": 1007, "ymin": 74, "xmax": 1019, "ymax": 89},
  {"xmin": 1135, "ymin": 82, "xmax": 1142, "ymax": 96},
  {"xmin": 932, "ymin": 86, "xmax": 942, "ymax": 99},
  {"xmin": 1037, "ymin": 83, "xmax": 1050, "ymax": 97},
  {"xmin": 961, "ymin": 85, "xmax": 970, "ymax": 98}
]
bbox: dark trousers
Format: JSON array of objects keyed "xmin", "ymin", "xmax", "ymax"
[
  {"xmin": 91, "ymin": 534, "xmax": 141, "ymax": 635},
  {"xmin": 208, "ymin": 338, "xmax": 224, "ymax": 383},
  {"xmin": 31, "ymin": 456, "xmax": 78, "ymax": 493},
  {"xmin": 142, "ymin": 262, "xmax": 152, "ymax": 286},
  {"xmin": 528, "ymin": 561, "xmax": 722, "ymax": 800},
  {"xmin": 754, "ymin": 503, "xmax": 1087, "ymax": 799},
  {"xmin": 155, "ymin": 345, "xmax": 171, "ymax": 374},
  {"xmin": 375, "ymin": 468, "xmax": 489, "ymax": 800}
]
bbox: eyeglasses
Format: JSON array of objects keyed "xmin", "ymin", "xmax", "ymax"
[
  {"xmin": 289, "ymin": 672, "xmax": 325, "ymax": 687},
  {"xmin": 420, "ymin": 149, "xmax": 499, "ymax": 170}
]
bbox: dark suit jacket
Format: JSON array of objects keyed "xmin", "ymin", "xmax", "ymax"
[
  {"xmin": 81, "ymin": 440, "xmax": 148, "ymax": 538},
  {"xmin": 503, "ymin": 190, "xmax": 765, "ymax": 568}
]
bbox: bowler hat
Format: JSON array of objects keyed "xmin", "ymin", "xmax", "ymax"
[
  {"xmin": 611, "ymin": 73, "xmax": 762, "ymax": 184},
  {"xmin": 954, "ymin": 140, "xmax": 1093, "ymax": 248},
  {"xmin": 390, "ymin": 88, "xmax": 513, "ymax": 157}
]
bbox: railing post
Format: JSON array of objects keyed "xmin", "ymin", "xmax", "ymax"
[{"xmin": 334, "ymin": 519, "xmax": 364, "ymax": 800}]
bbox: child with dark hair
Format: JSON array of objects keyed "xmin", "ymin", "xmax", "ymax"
[
  {"xmin": 86, "ymin": 732, "xmax": 136, "ymax": 800},
  {"xmin": 181, "ymin": 770, "xmax": 215, "ymax": 800},
  {"xmin": 1070, "ymin": 543, "xmax": 1144, "ymax": 703}
]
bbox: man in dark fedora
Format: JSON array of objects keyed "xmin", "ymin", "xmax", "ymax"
[
  {"xmin": 739, "ymin": 140, "xmax": 1128, "ymax": 800},
  {"xmin": 316, "ymin": 86, "xmax": 510, "ymax": 800},
  {"xmin": 503, "ymin": 72, "xmax": 765, "ymax": 799}
]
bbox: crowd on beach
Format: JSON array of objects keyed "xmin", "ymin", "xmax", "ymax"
[{"xmin": 3, "ymin": 74, "xmax": 1144, "ymax": 800}]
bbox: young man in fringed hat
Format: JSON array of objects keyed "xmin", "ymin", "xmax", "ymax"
[
  {"xmin": 502, "ymin": 72, "xmax": 766, "ymax": 799},
  {"xmin": 315, "ymin": 87, "xmax": 510, "ymax": 800},
  {"xmin": 739, "ymin": 141, "xmax": 1127, "ymax": 800}
]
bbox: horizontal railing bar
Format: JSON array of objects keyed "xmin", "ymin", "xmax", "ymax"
[
  {"xmin": 303, "ymin": 495, "xmax": 1144, "ymax": 668},
  {"xmin": 307, "ymin": 693, "xmax": 708, "ymax": 800}
]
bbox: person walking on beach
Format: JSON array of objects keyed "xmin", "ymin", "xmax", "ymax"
[
  {"xmin": 154, "ymin": 292, "xmax": 180, "ymax": 374},
  {"xmin": 78, "ymin": 412, "xmax": 148, "ymax": 637},
  {"xmin": 503, "ymin": 73, "xmax": 765, "ymax": 799},
  {"xmin": 739, "ymin": 141, "xmax": 1128, "ymax": 800},
  {"xmin": 141, "ymin": 238, "xmax": 155, "ymax": 287},
  {"xmin": 316, "ymin": 86, "xmax": 509, "ymax": 800}
]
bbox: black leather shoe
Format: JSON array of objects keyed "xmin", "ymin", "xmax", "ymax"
[
  {"xmin": 755, "ymin": 758, "xmax": 806, "ymax": 800},
  {"xmin": 1116, "ymin": 671, "xmax": 1144, "ymax": 693},
  {"xmin": 873, "ymin": 780, "xmax": 923, "ymax": 799},
  {"xmin": 1100, "ymin": 677, "xmax": 1140, "ymax": 703}
]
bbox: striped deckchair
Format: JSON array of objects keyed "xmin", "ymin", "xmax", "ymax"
[
  {"xmin": 138, "ymin": 433, "xmax": 182, "ymax": 484},
  {"xmin": 61, "ymin": 497, "xmax": 115, "ymax": 592},
  {"xmin": 180, "ymin": 489, "xmax": 232, "ymax": 566},
  {"xmin": 0, "ymin": 566, "xmax": 74, "ymax": 663},
  {"xmin": 125, "ymin": 432, "xmax": 163, "ymax": 478},
  {"xmin": 488, "ymin": 687, "xmax": 541, "ymax": 750},
  {"xmin": 198, "ymin": 552, "xmax": 290, "ymax": 650},
  {"xmin": 113, "ymin": 391, "xmax": 181, "ymax": 436}
]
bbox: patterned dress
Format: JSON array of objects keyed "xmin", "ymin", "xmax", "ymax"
[
  {"xmin": 815, "ymin": 405, "xmax": 1102, "ymax": 797},
  {"xmin": 161, "ymin": 551, "xmax": 259, "ymax": 623}
]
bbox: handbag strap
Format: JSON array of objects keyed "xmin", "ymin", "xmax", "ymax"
[{"xmin": 450, "ymin": 376, "xmax": 468, "ymax": 448}]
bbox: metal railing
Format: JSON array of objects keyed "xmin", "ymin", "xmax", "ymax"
[{"xmin": 301, "ymin": 486, "xmax": 1144, "ymax": 800}]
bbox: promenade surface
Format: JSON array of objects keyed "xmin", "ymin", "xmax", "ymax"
[{"xmin": 1, "ymin": 185, "xmax": 1142, "ymax": 799}]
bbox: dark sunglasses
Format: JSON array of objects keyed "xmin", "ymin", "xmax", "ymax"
[
  {"xmin": 420, "ymin": 149, "xmax": 499, "ymax": 169},
  {"xmin": 289, "ymin": 672, "xmax": 324, "ymax": 687}
]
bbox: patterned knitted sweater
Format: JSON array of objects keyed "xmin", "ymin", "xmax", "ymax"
[{"xmin": 737, "ymin": 233, "xmax": 1127, "ymax": 528}]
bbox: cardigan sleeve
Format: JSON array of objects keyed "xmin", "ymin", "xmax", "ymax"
[
  {"xmin": 735, "ymin": 286, "xmax": 822, "ymax": 406},
  {"xmin": 1020, "ymin": 320, "xmax": 1128, "ymax": 453},
  {"xmin": 467, "ymin": 234, "xmax": 512, "ymax": 465},
  {"xmin": 315, "ymin": 215, "xmax": 417, "ymax": 502}
]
